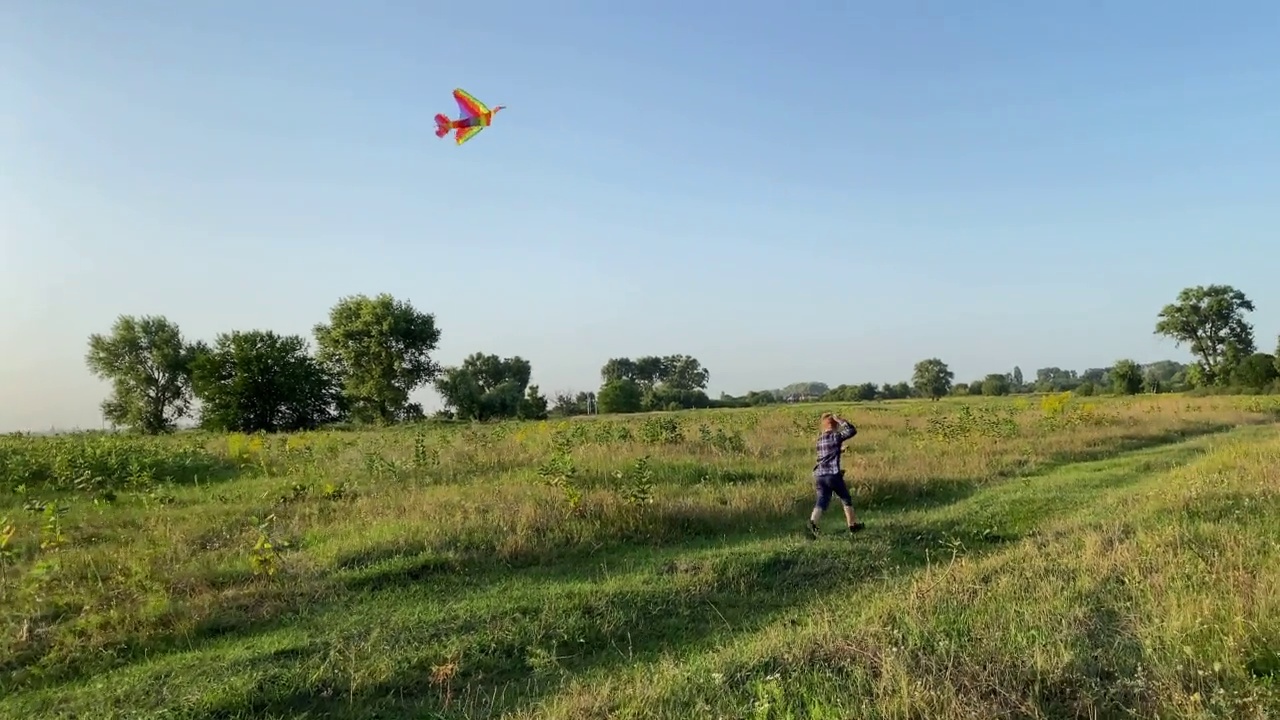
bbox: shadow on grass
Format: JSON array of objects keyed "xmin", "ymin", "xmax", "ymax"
[
  {"xmin": 190, "ymin": 512, "xmax": 1032, "ymax": 720},
  {"xmin": 338, "ymin": 494, "xmax": 818, "ymax": 592},
  {"xmin": 935, "ymin": 569, "xmax": 1152, "ymax": 718},
  {"xmin": 997, "ymin": 421, "xmax": 1240, "ymax": 480}
]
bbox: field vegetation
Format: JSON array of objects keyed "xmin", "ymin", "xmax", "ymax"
[{"xmin": 2, "ymin": 393, "xmax": 1279, "ymax": 718}]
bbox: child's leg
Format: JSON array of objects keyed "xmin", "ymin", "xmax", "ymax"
[
  {"xmin": 832, "ymin": 474, "xmax": 863, "ymax": 530},
  {"xmin": 810, "ymin": 476, "xmax": 833, "ymax": 524}
]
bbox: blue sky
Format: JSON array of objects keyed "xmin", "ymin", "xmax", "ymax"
[{"xmin": 3, "ymin": 1, "xmax": 1279, "ymax": 431}]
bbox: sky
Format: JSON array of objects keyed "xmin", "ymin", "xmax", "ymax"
[{"xmin": 3, "ymin": 1, "xmax": 1279, "ymax": 432}]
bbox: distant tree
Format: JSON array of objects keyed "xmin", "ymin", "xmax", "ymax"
[
  {"xmin": 1141, "ymin": 360, "xmax": 1189, "ymax": 393},
  {"xmin": 1275, "ymin": 336, "xmax": 1280, "ymax": 376},
  {"xmin": 550, "ymin": 390, "xmax": 595, "ymax": 417},
  {"xmin": 1011, "ymin": 366, "xmax": 1024, "ymax": 392},
  {"xmin": 1080, "ymin": 368, "xmax": 1109, "ymax": 386},
  {"xmin": 313, "ymin": 293, "xmax": 442, "ymax": 424},
  {"xmin": 1185, "ymin": 363, "xmax": 1206, "ymax": 389},
  {"xmin": 643, "ymin": 386, "xmax": 710, "ymax": 412},
  {"xmin": 1074, "ymin": 381, "xmax": 1096, "ymax": 397},
  {"xmin": 598, "ymin": 378, "xmax": 643, "ymax": 413},
  {"xmin": 661, "ymin": 354, "xmax": 710, "ymax": 391},
  {"xmin": 1110, "ymin": 359, "xmax": 1144, "ymax": 395},
  {"xmin": 780, "ymin": 382, "xmax": 829, "ymax": 398},
  {"xmin": 981, "ymin": 373, "xmax": 1011, "ymax": 397},
  {"xmin": 744, "ymin": 390, "xmax": 779, "ymax": 406},
  {"xmin": 912, "ymin": 358, "xmax": 954, "ymax": 400},
  {"xmin": 191, "ymin": 330, "xmax": 340, "ymax": 433},
  {"xmin": 435, "ymin": 352, "xmax": 535, "ymax": 421},
  {"xmin": 518, "ymin": 385, "xmax": 550, "ymax": 420},
  {"xmin": 599, "ymin": 354, "xmax": 710, "ymax": 409},
  {"xmin": 600, "ymin": 358, "xmax": 639, "ymax": 385},
  {"xmin": 634, "ymin": 356, "xmax": 666, "ymax": 388},
  {"xmin": 1231, "ymin": 353, "xmax": 1279, "ymax": 390},
  {"xmin": 85, "ymin": 315, "xmax": 199, "ymax": 434},
  {"xmin": 1034, "ymin": 367, "xmax": 1079, "ymax": 392},
  {"xmin": 1155, "ymin": 284, "xmax": 1256, "ymax": 386},
  {"xmin": 967, "ymin": 380, "xmax": 983, "ymax": 396},
  {"xmin": 853, "ymin": 382, "xmax": 878, "ymax": 401}
]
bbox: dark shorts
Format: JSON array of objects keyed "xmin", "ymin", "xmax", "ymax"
[{"xmin": 814, "ymin": 471, "xmax": 853, "ymax": 510}]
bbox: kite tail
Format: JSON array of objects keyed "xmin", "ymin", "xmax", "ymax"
[{"xmin": 433, "ymin": 113, "xmax": 451, "ymax": 138}]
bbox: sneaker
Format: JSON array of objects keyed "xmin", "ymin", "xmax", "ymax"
[
  {"xmin": 848, "ymin": 522, "xmax": 865, "ymax": 534},
  {"xmin": 807, "ymin": 520, "xmax": 820, "ymax": 538}
]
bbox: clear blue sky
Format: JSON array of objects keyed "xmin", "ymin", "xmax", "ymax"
[{"xmin": 3, "ymin": 1, "xmax": 1279, "ymax": 432}]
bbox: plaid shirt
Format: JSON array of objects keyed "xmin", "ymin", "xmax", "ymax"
[{"xmin": 814, "ymin": 420, "xmax": 857, "ymax": 477}]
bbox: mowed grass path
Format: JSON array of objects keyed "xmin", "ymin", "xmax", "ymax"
[{"xmin": 1, "ymin": 395, "xmax": 1278, "ymax": 718}]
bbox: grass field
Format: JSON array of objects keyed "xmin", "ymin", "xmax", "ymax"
[{"xmin": 2, "ymin": 393, "xmax": 1279, "ymax": 719}]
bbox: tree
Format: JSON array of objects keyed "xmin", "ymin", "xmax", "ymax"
[
  {"xmin": 1231, "ymin": 353, "xmax": 1279, "ymax": 390},
  {"xmin": 435, "ymin": 352, "xmax": 534, "ymax": 421},
  {"xmin": 780, "ymin": 382, "xmax": 829, "ymax": 398},
  {"xmin": 633, "ymin": 356, "xmax": 666, "ymax": 388},
  {"xmin": 1110, "ymin": 359, "xmax": 1144, "ymax": 395},
  {"xmin": 1010, "ymin": 366, "xmax": 1024, "ymax": 392},
  {"xmin": 550, "ymin": 390, "xmax": 595, "ymax": 416},
  {"xmin": 1154, "ymin": 284, "xmax": 1256, "ymax": 386},
  {"xmin": 967, "ymin": 380, "xmax": 983, "ymax": 396},
  {"xmin": 598, "ymin": 354, "xmax": 710, "ymax": 409},
  {"xmin": 981, "ymin": 373, "xmax": 1010, "ymax": 397},
  {"xmin": 661, "ymin": 354, "xmax": 710, "ymax": 391},
  {"xmin": 912, "ymin": 358, "xmax": 954, "ymax": 400},
  {"xmin": 598, "ymin": 379, "xmax": 643, "ymax": 413},
  {"xmin": 1034, "ymin": 367, "xmax": 1079, "ymax": 392},
  {"xmin": 313, "ymin": 294, "xmax": 442, "ymax": 424},
  {"xmin": 85, "ymin": 315, "xmax": 198, "ymax": 434},
  {"xmin": 518, "ymin": 385, "xmax": 550, "ymax": 420},
  {"xmin": 1143, "ymin": 360, "xmax": 1186, "ymax": 392},
  {"xmin": 191, "ymin": 330, "xmax": 340, "ymax": 433},
  {"xmin": 600, "ymin": 358, "xmax": 639, "ymax": 385}
]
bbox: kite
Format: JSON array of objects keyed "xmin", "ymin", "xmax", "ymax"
[{"xmin": 434, "ymin": 88, "xmax": 506, "ymax": 146}]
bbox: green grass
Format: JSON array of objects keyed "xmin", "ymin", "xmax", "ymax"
[{"xmin": 2, "ymin": 394, "xmax": 1279, "ymax": 718}]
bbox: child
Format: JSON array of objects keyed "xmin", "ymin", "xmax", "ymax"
[{"xmin": 809, "ymin": 412, "xmax": 865, "ymax": 537}]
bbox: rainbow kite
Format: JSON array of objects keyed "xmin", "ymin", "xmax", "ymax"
[{"xmin": 434, "ymin": 88, "xmax": 506, "ymax": 146}]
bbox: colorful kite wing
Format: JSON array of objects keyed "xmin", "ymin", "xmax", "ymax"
[
  {"xmin": 453, "ymin": 88, "xmax": 489, "ymax": 118},
  {"xmin": 455, "ymin": 125, "xmax": 484, "ymax": 145}
]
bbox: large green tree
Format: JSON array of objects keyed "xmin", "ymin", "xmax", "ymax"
[
  {"xmin": 434, "ymin": 352, "xmax": 547, "ymax": 421},
  {"xmin": 597, "ymin": 379, "xmax": 643, "ymax": 413},
  {"xmin": 190, "ymin": 330, "xmax": 341, "ymax": 433},
  {"xmin": 660, "ymin": 354, "xmax": 710, "ymax": 391},
  {"xmin": 313, "ymin": 294, "xmax": 442, "ymax": 424},
  {"xmin": 1110, "ymin": 359, "xmax": 1144, "ymax": 395},
  {"xmin": 1231, "ymin": 353, "xmax": 1278, "ymax": 390},
  {"xmin": 981, "ymin": 373, "xmax": 1011, "ymax": 397},
  {"xmin": 1154, "ymin": 284, "xmax": 1256, "ymax": 385},
  {"xmin": 85, "ymin": 315, "xmax": 198, "ymax": 434},
  {"xmin": 1034, "ymin": 367, "xmax": 1079, "ymax": 392},
  {"xmin": 598, "ymin": 354, "xmax": 710, "ymax": 410},
  {"xmin": 911, "ymin": 358, "xmax": 954, "ymax": 400}
]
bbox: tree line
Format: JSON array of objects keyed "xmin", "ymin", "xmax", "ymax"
[
  {"xmin": 83, "ymin": 284, "xmax": 1279, "ymax": 433},
  {"xmin": 688, "ymin": 284, "xmax": 1278, "ymax": 409},
  {"xmin": 84, "ymin": 293, "xmax": 552, "ymax": 434}
]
